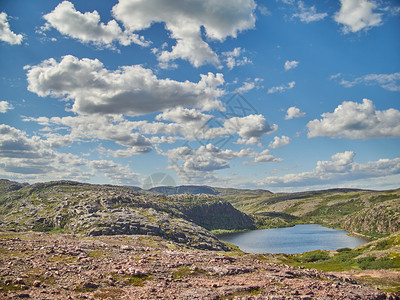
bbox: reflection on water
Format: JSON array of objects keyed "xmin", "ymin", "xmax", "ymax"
[{"xmin": 218, "ymin": 224, "xmax": 367, "ymax": 254}]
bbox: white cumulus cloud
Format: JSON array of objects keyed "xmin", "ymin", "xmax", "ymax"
[
  {"xmin": 42, "ymin": 1, "xmax": 149, "ymax": 48},
  {"xmin": 156, "ymin": 107, "xmax": 211, "ymax": 124},
  {"xmin": 0, "ymin": 101, "xmax": 14, "ymax": 113},
  {"xmin": 259, "ymin": 150, "xmax": 400, "ymax": 187},
  {"xmin": 222, "ymin": 47, "xmax": 252, "ymax": 70},
  {"xmin": 0, "ymin": 12, "xmax": 23, "ymax": 45},
  {"xmin": 164, "ymin": 143, "xmax": 281, "ymax": 178},
  {"xmin": 112, "ymin": 0, "xmax": 256, "ymax": 67},
  {"xmin": 0, "ymin": 124, "xmax": 140, "ymax": 185},
  {"xmin": 23, "ymin": 114, "xmax": 153, "ymax": 154},
  {"xmin": 307, "ymin": 99, "xmax": 400, "ymax": 139},
  {"xmin": 26, "ymin": 55, "xmax": 225, "ymax": 116},
  {"xmin": 285, "ymin": 106, "xmax": 305, "ymax": 120},
  {"xmin": 284, "ymin": 60, "xmax": 299, "ymax": 71},
  {"xmin": 268, "ymin": 136, "xmax": 291, "ymax": 149},
  {"xmin": 224, "ymin": 114, "xmax": 278, "ymax": 145},
  {"xmin": 234, "ymin": 78, "xmax": 263, "ymax": 94},
  {"xmin": 334, "ymin": 0, "xmax": 382, "ymax": 33}
]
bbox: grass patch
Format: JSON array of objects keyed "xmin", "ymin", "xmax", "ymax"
[
  {"xmin": 222, "ymin": 287, "xmax": 263, "ymax": 299},
  {"xmin": 0, "ymin": 282, "xmax": 28, "ymax": 293},
  {"xmin": 295, "ymin": 250, "xmax": 330, "ymax": 263},
  {"xmin": 374, "ymin": 239, "xmax": 391, "ymax": 251},
  {"xmin": 124, "ymin": 274, "xmax": 152, "ymax": 286},
  {"xmin": 48, "ymin": 228, "xmax": 65, "ymax": 234},
  {"xmin": 211, "ymin": 229, "xmax": 249, "ymax": 235},
  {"xmin": 356, "ymin": 256, "xmax": 399, "ymax": 270},
  {"xmin": 355, "ymin": 276, "xmax": 400, "ymax": 293},
  {"xmin": 220, "ymin": 241, "xmax": 243, "ymax": 253},
  {"xmin": 93, "ymin": 287, "xmax": 126, "ymax": 299},
  {"xmin": 282, "ymin": 256, "xmax": 358, "ymax": 272},
  {"xmin": 87, "ymin": 250, "xmax": 109, "ymax": 258}
]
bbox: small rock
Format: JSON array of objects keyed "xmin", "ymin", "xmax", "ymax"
[
  {"xmin": 14, "ymin": 278, "xmax": 25, "ymax": 285},
  {"xmin": 32, "ymin": 280, "xmax": 41, "ymax": 287},
  {"xmin": 82, "ymin": 282, "xmax": 99, "ymax": 289}
]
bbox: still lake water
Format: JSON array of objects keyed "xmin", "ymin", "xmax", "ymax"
[{"xmin": 218, "ymin": 224, "xmax": 368, "ymax": 254}]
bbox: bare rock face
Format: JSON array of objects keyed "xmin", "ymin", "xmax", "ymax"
[
  {"xmin": 343, "ymin": 203, "xmax": 400, "ymax": 236},
  {"xmin": 0, "ymin": 232, "xmax": 397, "ymax": 300}
]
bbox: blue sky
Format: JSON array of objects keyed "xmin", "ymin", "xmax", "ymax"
[{"xmin": 0, "ymin": 0, "xmax": 399, "ymax": 192}]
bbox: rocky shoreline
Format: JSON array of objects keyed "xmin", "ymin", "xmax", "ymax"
[{"xmin": 1, "ymin": 232, "xmax": 398, "ymax": 299}]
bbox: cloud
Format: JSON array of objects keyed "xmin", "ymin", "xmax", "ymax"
[
  {"xmin": 23, "ymin": 114, "xmax": 153, "ymax": 154},
  {"xmin": 307, "ymin": 99, "xmax": 400, "ymax": 139},
  {"xmin": 268, "ymin": 81, "xmax": 296, "ymax": 94},
  {"xmin": 268, "ymin": 136, "xmax": 291, "ymax": 149},
  {"xmin": 259, "ymin": 150, "xmax": 400, "ymax": 187},
  {"xmin": 334, "ymin": 0, "xmax": 382, "ymax": 33},
  {"xmin": 0, "ymin": 101, "xmax": 14, "ymax": 113},
  {"xmin": 0, "ymin": 12, "xmax": 23, "ymax": 45},
  {"xmin": 26, "ymin": 55, "xmax": 225, "ymax": 116},
  {"xmin": 224, "ymin": 114, "xmax": 278, "ymax": 145},
  {"xmin": 234, "ymin": 78, "xmax": 263, "ymax": 94},
  {"xmin": 164, "ymin": 143, "xmax": 281, "ymax": 178},
  {"xmin": 88, "ymin": 160, "xmax": 140, "ymax": 184},
  {"xmin": 155, "ymin": 107, "xmax": 211, "ymax": 124},
  {"xmin": 258, "ymin": 5, "xmax": 271, "ymax": 16},
  {"xmin": 382, "ymin": 5, "xmax": 400, "ymax": 16},
  {"xmin": 112, "ymin": 0, "xmax": 256, "ymax": 67},
  {"xmin": 142, "ymin": 112, "xmax": 277, "ymax": 146},
  {"xmin": 222, "ymin": 47, "xmax": 252, "ymax": 70},
  {"xmin": 285, "ymin": 106, "xmax": 305, "ymax": 120},
  {"xmin": 42, "ymin": 1, "xmax": 149, "ymax": 48},
  {"xmin": 0, "ymin": 124, "xmax": 139, "ymax": 185},
  {"xmin": 292, "ymin": 1, "xmax": 328, "ymax": 23},
  {"xmin": 284, "ymin": 60, "xmax": 299, "ymax": 71},
  {"xmin": 334, "ymin": 72, "xmax": 400, "ymax": 92},
  {"xmin": 252, "ymin": 149, "xmax": 282, "ymax": 163}
]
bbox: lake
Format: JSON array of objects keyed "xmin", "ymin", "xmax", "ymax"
[{"xmin": 218, "ymin": 224, "xmax": 368, "ymax": 254}]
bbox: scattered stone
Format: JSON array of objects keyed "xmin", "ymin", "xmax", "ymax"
[
  {"xmin": 14, "ymin": 278, "xmax": 25, "ymax": 285},
  {"xmin": 0, "ymin": 231, "xmax": 396, "ymax": 300},
  {"xmin": 82, "ymin": 282, "xmax": 99, "ymax": 289}
]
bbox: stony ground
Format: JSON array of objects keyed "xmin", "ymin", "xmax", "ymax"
[{"xmin": 0, "ymin": 232, "xmax": 398, "ymax": 299}]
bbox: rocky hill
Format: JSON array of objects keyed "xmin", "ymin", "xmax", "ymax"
[{"xmin": 0, "ymin": 180, "xmax": 255, "ymax": 251}]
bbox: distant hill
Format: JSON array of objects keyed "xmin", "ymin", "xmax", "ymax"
[
  {"xmin": 148, "ymin": 185, "xmax": 272, "ymax": 197},
  {"xmin": 0, "ymin": 179, "xmax": 27, "ymax": 194},
  {"xmin": 148, "ymin": 185, "xmax": 218, "ymax": 195}
]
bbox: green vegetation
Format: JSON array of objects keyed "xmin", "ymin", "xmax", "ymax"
[
  {"xmin": 279, "ymin": 232, "xmax": 400, "ymax": 276},
  {"xmin": 124, "ymin": 274, "xmax": 152, "ymax": 286},
  {"xmin": 222, "ymin": 287, "xmax": 263, "ymax": 299},
  {"xmin": 221, "ymin": 188, "xmax": 400, "ymax": 239},
  {"xmin": 356, "ymin": 256, "xmax": 398, "ymax": 270},
  {"xmin": 294, "ymin": 250, "xmax": 330, "ymax": 263},
  {"xmin": 172, "ymin": 266, "xmax": 207, "ymax": 279},
  {"xmin": 93, "ymin": 287, "xmax": 126, "ymax": 299}
]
